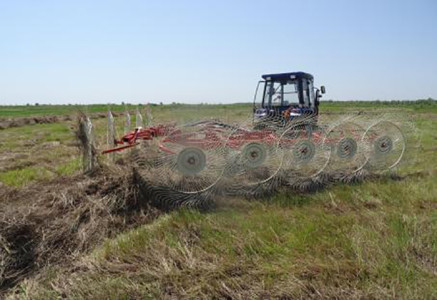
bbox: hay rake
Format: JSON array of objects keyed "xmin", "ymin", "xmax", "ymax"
[
  {"xmin": 91, "ymin": 110, "xmax": 417, "ymax": 196},
  {"xmin": 78, "ymin": 72, "xmax": 419, "ymax": 198}
]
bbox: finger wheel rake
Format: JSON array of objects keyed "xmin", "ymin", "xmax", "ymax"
[
  {"xmin": 363, "ymin": 120, "xmax": 406, "ymax": 172},
  {"xmin": 325, "ymin": 121, "xmax": 369, "ymax": 173},
  {"xmin": 279, "ymin": 123, "xmax": 330, "ymax": 178},
  {"xmin": 138, "ymin": 124, "xmax": 231, "ymax": 194}
]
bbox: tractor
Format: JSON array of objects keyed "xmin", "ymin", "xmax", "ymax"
[{"xmin": 253, "ymin": 72, "xmax": 325, "ymax": 128}]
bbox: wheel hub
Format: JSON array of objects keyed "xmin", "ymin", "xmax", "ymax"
[
  {"xmin": 293, "ymin": 140, "xmax": 315, "ymax": 163},
  {"xmin": 375, "ymin": 136, "xmax": 393, "ymax": 154},
  {"xmin": 241, "ymin": 142, "xmax": 267, "ymax": 168},
  {"xmin": 337, "ymin": 137, "xmax": 357, "ymax": 159},
  {"xmin": 176, "ymin": 147, "xmax": 206, "ymax": 175}
]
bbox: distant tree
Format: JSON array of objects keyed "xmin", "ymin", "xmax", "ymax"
[
  {"xmin": 35, "ymin": 102, "xmax": 39, "ymax": 106},
  {"xmin": 26, "ymin": 103, "xmax": 30, "ymax": 106},
  {"xmin": 121, "ymin": 101, "xmax": 125, "ymax": 106},
  {"xmin": 160, "ymin": 102, "xmax": 163, "ymax": 106}
]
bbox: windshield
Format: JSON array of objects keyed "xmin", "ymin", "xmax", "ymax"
[
  {"xmin": 282, "ymin": 80, "xmax": 299, "ymax": 105},
  {"xmin": 264, "ymin": 80, "xmax": 299, "ymax": 107},
  {"xmin": 253, "ymin": 81, "xmax": 265, "ymax": 109}
]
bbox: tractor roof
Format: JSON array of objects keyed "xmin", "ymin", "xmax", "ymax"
[{"xmin": 261, "ymin": 72, "xmax": 313, "ymax": 81}]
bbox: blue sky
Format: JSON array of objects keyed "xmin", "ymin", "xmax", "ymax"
[{"xmin": 0, "ymin": 0, "xmax": 436, "ymax": 104}]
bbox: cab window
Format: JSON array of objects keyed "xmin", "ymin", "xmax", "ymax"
[
  {"xmin": 264, "ymin": 81, "xmax": 282, "ymax": 106},
  {"xmin": 282, "ymin": 80, "xmax": 299, "ymax": 105}
]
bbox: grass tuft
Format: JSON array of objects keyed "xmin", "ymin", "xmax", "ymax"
[{"xmin": 0, "ymin": 167, "xmax": 52, "ymax": 187}]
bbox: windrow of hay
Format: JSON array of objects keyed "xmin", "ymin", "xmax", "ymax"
[
  {"xmin": 0, "ymin": 168, "xmax": 166, "ymax": 292},
  {"xmin": 0, "ymin": 116, "xmax": 64, "ymax": 130},
  {"xmin": 0, "ymin": 111, "xmax": 125, "ymax": 130}
]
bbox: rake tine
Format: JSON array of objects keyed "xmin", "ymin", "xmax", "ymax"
[
  {"xmin": 107, "ymin": 109, "xmax": 117, "ymax": 147},
  {"xmin": 124, "ymin": 108, "xmax": 131, "ymax": 133},
  {"xmin": 77, "ymin": 114, "xmax": 98, "ymax": 174},
  {"xmin": 145, "ymin": 104, "xmax": 153, "ymax": 126},
  {"xmin": 136, "ymin": 107, "xmax": 143, "ymax": 128}
]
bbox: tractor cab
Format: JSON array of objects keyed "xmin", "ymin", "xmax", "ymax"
[{"xmin": 253, "ymin": 72, "xmax": 325, "ymax": 124}]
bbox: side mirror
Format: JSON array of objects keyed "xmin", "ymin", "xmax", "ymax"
[{"xmin": 320, "ymin": 86, "xmax": 326, "ymax": 94}]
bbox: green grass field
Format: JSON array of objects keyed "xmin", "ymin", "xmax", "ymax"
[
  {"xmin": 0, "ymin": 99, "xmax": 435, "ymax": 118},
  {"xmin": 0, "ymin": 101, "xmax": 436, "ymax": 299}
]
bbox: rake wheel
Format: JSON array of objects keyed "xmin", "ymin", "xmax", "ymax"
[
  {"xmin": 363, "ymin": 120, "xmax": 406, "ymax": 172},
  {"xmin": 279, "ymin": 123, "xmax": 330, "ymax": 178},
  {"xmin": 136, "ymin": 124, "xmax": 231, "ymax": 194},
  {"xmin": 325, "ymin": 121, "xmax": 369, "ymax": 174}
]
